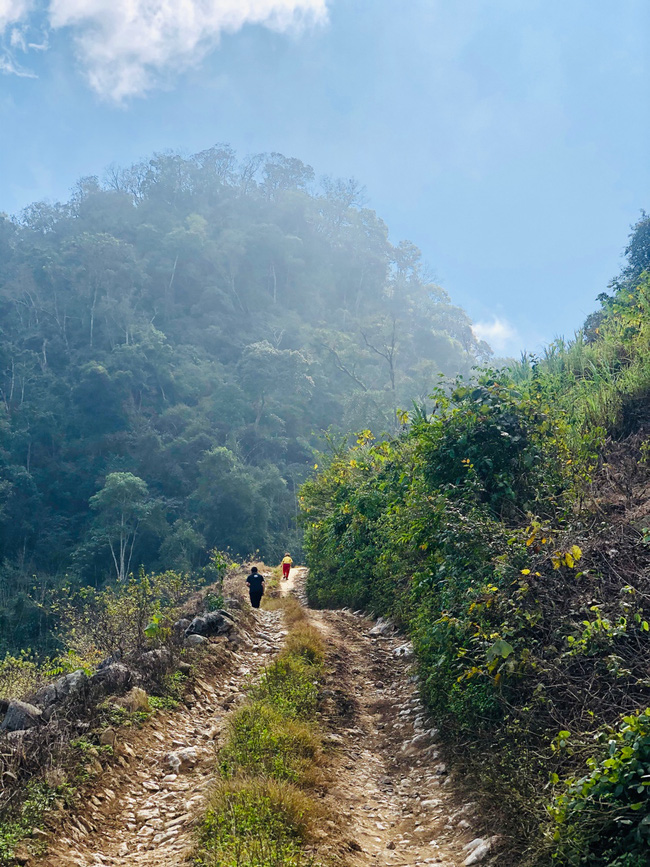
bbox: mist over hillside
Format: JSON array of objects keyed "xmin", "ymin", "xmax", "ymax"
[{"xmin": 0, "ymin": 145, "xmax": 490, "ymax": 652}]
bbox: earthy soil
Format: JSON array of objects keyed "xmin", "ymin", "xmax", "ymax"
[
  {"xmin": 33, "ymin": 570, "xmax": 286, "ymax": 867},
  {"xmin": 28, "ymin": 567, "xmax": 491, "ymax": 867},
  {"xmin": 288, "ymin": 568, "xmax": 485, "ymax": 867}
]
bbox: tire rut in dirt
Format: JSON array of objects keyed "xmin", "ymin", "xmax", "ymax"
[{"xmin": 314, "ymin": 609, "xmax": 482, "ymax": 867}]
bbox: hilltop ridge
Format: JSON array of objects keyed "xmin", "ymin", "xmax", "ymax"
[{"xmin": 0, "ymin": 146, "xmax": 489, "ymax": 654}]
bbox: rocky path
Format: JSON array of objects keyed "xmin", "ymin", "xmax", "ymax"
[
  {"xmin": 315, "ymin": 610, "xmax": 489, "ymax": 867},
  {"xmin": 289, "ymin": 568, "xmax": 494, "ymax": 867},
  {"xmin": 33, "ymin": 569, "xmax": 494, "ymax": 867},
  {"xmin": 35, "ymin": 605, "xmax": 286, "ymax": 867}
]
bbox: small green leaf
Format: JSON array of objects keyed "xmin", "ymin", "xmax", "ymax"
[{"xmin": 486, "ymin": 638, "xmax": 514, "ymax": 663}]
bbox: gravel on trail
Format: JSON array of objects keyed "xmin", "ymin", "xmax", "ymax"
[
  {"xmin": 34, "ymin": 604, "xmax": 285, "ymax": 867},
  {"xmin": 29, "ymin": 567, "xmax": 494, "ymax": 867}
]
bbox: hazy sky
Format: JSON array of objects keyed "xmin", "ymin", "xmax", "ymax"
[{"xmin": 1, "ymin": 0, "xmax": 648, "ymax": 354}]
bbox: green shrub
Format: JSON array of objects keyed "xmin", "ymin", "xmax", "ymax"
[
  {"xmin": 203, "ymin": 592, "xmax": 224, "ymax": 612},
  {"xmin": 551, "ymin": 709, "xmax": 650, "ymax": 865},
  {"xmin": 0, "ymin": 651, "xmax": 43, "ymax": 701},
  {"xmin": 58, "ymin": 568, "xmax": 196, "ymax": 661},
  {"xmin": 0, "ymin": 781, "xmax": 65, "ymax": 865}
]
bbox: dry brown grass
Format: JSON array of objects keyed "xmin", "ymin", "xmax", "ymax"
[
  {"xmin": 281, "ymin": 626, "xmax": 325, "ymax": 668},
  {"xmin": 261, "ymin": 595, "xmax": 285, "ymax": 611},
  {"xmin": 281, "ymin": 596, "xmax": 309, "ymax": 628}
]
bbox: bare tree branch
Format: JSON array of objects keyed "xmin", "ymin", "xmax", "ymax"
[{"xmin": 319, "ymin": 342, "xmax": 368, "ymax": 392}]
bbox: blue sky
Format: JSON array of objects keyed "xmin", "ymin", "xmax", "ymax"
[{"xmin": 1, "ymin": 0, "xmax": 648, "ymax": 355}]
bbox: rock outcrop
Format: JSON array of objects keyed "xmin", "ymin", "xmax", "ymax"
[
  {"xmin": 0, "ymin": 596, "xmax": 244, "ymax": 737},
  {"xmin": 89, "ymin": 662, "xmax": 133, "ymax": 697},
  {"xmin": 184, "ymin": 610, "xmax": 235, "ymax": 639},
  {"xmin": 29, "ymin": 669, "xmax": 88, "ymax": 718},
  {"xmin": 0, "ymin": 700, "xmax": 43, "ymax": 732}
]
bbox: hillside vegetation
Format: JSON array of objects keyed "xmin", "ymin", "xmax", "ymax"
[
  {"xmin": 0, "ymin": 146, "xmax": 489, "ymax": 653},
  {"xmin": 302, "ymin": 213, "xmax": 650, "ymax": 866}
]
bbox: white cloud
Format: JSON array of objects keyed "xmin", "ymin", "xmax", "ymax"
[
  {"xmin": 10, "ymin": 24, "xmax": 26, "ymax": 48},
  {"xmin": 47, "ymin": 0, "xmax": 329, "ymax": 101},
  {"xmin": 0, "ymin": 8, "xmax": 45, "ymax": 78},
  {"xmin": 0, "ymin": 52, "xmax": 36, "ymax": 75},
  {"xmin": 472, "ymin": 316, "xmax": 520, "ymax": 354},
  {"xmin": 0, "ymin": 0, "xmax": 327, "ymax": 94},
  {"xmin": 0, "ymin": 0, "xmax": 32, "ymax": 31}
]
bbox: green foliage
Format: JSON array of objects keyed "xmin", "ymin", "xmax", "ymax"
[
  {"xmin": 203, "ymin": 592, "xmax": 225, "ymax": 612},
  {"xmin": 99, "ymin": 702, "xmax": 150, "ymax": 729},
  {"xmin": 145, "ymin": 668, "xmax": 187, "ymax": 709},
  {"xmin": 0, "ymin": 650, "xmax": 43, "ymax": 700},
  {"xmin": 198, "ymin": 598, "xmax": 326, "ymax": 865},
  {"xmin": 148, "ymin": 694, "xmax": 179, "ymax": 710},
  {"xmin": 511, "ymin": 270, "xmax": 650, "ymax": 444},
  {"xmin": 551, "ymin": 709, "xmax": 650, "ymax": 865},
  {"xmin": 414, "ymin": 373, "xmax": 572, "ymax": 520},
  {"xmin": 250, "ymin": 657, "xmax": 319, "ymax": 720},
  {"xmin": 219, "ymin": 703, "xmax": 319, "ymax": 784},
  {"xmin": 199, "ymin": 549, "xmax": 232, "ymax": 586},
  {"xmin": 301, "ymin": 350, "xmax": 650, "ymax": 860},
  {"xmin": 89, "ymin": 473, "xmax": 151, "ymax": 582},
  {"xmin": 197, "ymin": 779, "xmax": 320, "ymax": 867},
  {"xmin": 57, "ymin": 567, "xmax": 196, "ymax": 661},
  {"xmin": 0, "ymin": 146, "xmax": 486, "ymax": 653},
  {"xmin": 0, "ymin": 781, "xmax": 65, "ymax": 866}
]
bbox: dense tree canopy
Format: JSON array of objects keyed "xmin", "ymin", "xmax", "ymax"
[{"xmin": 0, "ymin": 145, "xmax": 490, "ymax": 651}]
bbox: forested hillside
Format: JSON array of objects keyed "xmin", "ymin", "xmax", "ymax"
[
  {"xmin": 302, "ymin": 213, "xmax": 650, "ymax": 866},
  {"xmin": 0, "ymin": 146, "xmax": 490, "ymax": 652}
]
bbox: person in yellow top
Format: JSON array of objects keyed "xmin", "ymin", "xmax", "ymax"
[{"xmin": 281, "ymin": 553, "xmax": 293, "ymax": 580}]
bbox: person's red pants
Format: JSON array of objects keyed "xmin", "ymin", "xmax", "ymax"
[{"xmin": 282, "ymin": 563, "xmax": 291, "ymax": 579}]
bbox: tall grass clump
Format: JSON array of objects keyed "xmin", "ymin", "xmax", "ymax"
[
  {"xmin": 219, "ymin": 703, "xmax": 319, "ymax": 784},
  {"xmin": 196, "ymin": 779, "xmax": 319, "ymax": 867},
  {"xmin": 513, "ymin": 273, "xmax": 650, "ymax": 441},
  {"xmin": 195, "ymin": 595, "xmax": 327, "ymax": 866}
]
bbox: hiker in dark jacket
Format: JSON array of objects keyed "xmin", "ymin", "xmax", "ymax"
[{"xmin": 246, "ymin": 566, "xmax": 265, "ymax": 609}]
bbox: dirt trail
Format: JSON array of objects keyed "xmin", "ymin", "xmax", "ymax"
[
  {"xmin": 32, "ymin": 568, "xmax": 490, "ymax": 867},
  {"xmin": 287, "ymin": 568, "xmax": 486, "ymax": 867},
  {"xmin": 35, "ymin": 599, "xmax": 286, "ymax": 867}
]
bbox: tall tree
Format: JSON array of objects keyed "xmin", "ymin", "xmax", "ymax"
[{"xmin": 89, "ymin": 473, "xmax": 150, "ymax": 582}]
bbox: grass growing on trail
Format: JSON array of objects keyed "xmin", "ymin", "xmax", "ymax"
[
  {"xmin": 281, "ymin": 627, "xmax": 325, "ymax": 668},
  {"xmin": 251, "ymin": 657, "xmax": 319, "ymax": 719},
  {"xmin": 219, "ymin": 703, "xmax": 319, "ymax": 784},
  {"xmin": 261, "ymin": 569, "xmax": 282, "ymax": 601},
  {"xmin": 278, "ymin": 597, "xmax": 307, "ymax": 628},
  {"xmin": 195, "ymin": 595, "xmax": 327, "ymax": 866},
  {"xmin": 196, "ymin": 778, "xmax": 319, "ymax": 867}
]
